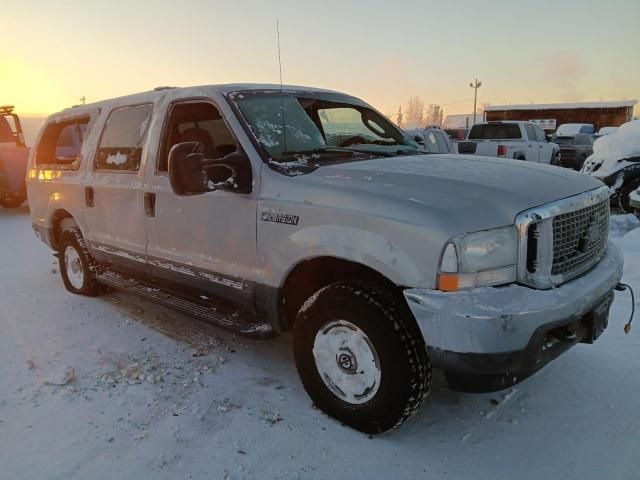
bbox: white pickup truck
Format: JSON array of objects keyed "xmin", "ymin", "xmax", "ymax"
[{"xmin": 458, "ymin": 121, "xmax": 560, "ymax": 163}]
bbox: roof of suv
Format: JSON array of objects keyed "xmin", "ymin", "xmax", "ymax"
[{"xmin": 54, "ymin": 83, "xmax": 345, "ymax": 118}]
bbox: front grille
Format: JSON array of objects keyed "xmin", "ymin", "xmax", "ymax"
[{"xmin": 551, "ymin": 200, "xmax": 609, "ymax": 276}]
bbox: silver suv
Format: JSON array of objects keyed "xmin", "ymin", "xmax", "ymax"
[{"xmin": 27, "ymin": 84, "xmax": 623, "ymax": 433}]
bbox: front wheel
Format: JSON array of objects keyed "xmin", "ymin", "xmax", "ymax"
[
  {"xmin": 293, "ymin": 282, "xmax": 431, "ymax": 433},
  {"xmin": 0, "ymin": 193, "xmax": 26, "ymax": 208}
]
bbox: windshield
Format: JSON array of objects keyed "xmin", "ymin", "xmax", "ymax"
[{"xmin": 231, "ymin": 91, "xmax": 421, "ymax": 163}]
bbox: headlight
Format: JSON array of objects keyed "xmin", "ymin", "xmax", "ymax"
[{"xmin": 437, "ymin": 226, "xmax": 518, "ymax": 291}]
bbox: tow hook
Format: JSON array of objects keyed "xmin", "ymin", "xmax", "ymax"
[{"xmin": 615, "ymin": 283, "xmax": 636, "ymax": 334}]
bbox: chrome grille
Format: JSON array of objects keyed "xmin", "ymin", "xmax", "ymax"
[
  {"xmin": 515, "ymin": 187, "xmax": 611, "ymax": 289},
  {"xmin": 551, "ymin": 200, "xmax": 609, "ymax": 276}
]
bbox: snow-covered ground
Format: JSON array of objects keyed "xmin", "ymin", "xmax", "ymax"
[{"xmin": 1, "ymin": 207, "xmax": 639, "ymax": 480}]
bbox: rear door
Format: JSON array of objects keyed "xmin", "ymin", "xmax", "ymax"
[
  {"xmin": 141, "ymin": 98, "xmax": 258, "ymax": 307},
  {"xmin": 83, "ymin": 104, "xmax": 153, "ymax": 273},
  {"xmin": 523, "ymin": 124, "xmax": 540, "ymax": 162}
]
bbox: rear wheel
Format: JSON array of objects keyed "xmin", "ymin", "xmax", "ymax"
[
  {"xmin": 0, "ymin": 193, "xmax": 26, "ymax": 208},
  {"xmin": 58, "ymin": 228, "xmax": 103, "ymax": 296},
  {"xmin": 293, "ymin": 282, "xmax": 431, "ymax": 433}
]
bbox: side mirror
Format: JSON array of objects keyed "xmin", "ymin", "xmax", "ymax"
[
  {"xmin": 168, "ymin": 142, "xmax": 208, "ymax": 196},
  {"xmin": 168, "ymin": 142, "xmax": 253, "ymax": 196}
]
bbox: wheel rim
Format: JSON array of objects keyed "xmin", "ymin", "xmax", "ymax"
[
  {"xmin": 312, "ymin": 320, "xmax": 381, "ymax": 405},
  {"xmin": 64, "ymin": 246, "xmax": 84, "ymax": 290}
]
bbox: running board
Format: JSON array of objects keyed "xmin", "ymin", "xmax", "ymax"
[{"xmin": 97, "ymin": 270, "xmax": 275, "ymax": 339}]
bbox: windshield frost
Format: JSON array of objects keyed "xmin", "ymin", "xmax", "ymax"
[{"xmin": 234, "ymin": 92, "xmax": 420, "ymax": 162}]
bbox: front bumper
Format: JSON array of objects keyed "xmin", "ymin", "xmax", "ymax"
[{"xmin": 404, "ymin": 243, "xmax": 623, "ymax": 391}]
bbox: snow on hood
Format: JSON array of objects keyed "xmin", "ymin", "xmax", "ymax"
[
  {"xmin": 291, "ymin": 154, "xmax": 603, "ymax": 233},
  {"xmin": 583, "ymin": 120, "xmax": 640, "ymax": 176}
]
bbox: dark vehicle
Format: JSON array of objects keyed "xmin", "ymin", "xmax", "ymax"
[
  {"xmin": 552, "ymin": 134, "xmax": 594, "ymax": 170},
  {"xmin": 0, "ymin": 106, "xmax": 29, "ymax": 208},
  {"xmin": 405, "ymin": 126, "xmax": 455, "ymax": 154},
  {"xmin": 444, "ymin": 128, "xmax": 469, "ymax": 141}
]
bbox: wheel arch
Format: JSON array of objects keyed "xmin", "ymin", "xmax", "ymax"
[
  {"xmin": 276, "ymin": 256, "xmax": 403, "ymax": 332},
  {"xmin": 50, "ymin": 209, "xmax": 79, "ymax": 250}
]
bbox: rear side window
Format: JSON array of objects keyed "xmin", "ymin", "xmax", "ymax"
[
  {"xmin": 95, "ymin": 104, "xmax": 153, "ymax": 172},
  {"xmin": 533, "ymin": 125, "xmax": 546, "ymax": 142},
  {"xmin": 35, "ymin": 117, "xmax": 91, "ymax": 169},
  {"xmin": 468, "ymin": 123, "xmax": 522, "ymax": 140}
]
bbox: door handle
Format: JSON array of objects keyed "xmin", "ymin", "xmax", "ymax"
[
  {"xmin": 85, "ymin": 186, "xmax": 94, "ymax": 208},
  {"xmin": 144, "ymin": 192, "xmax": 156, "ymax": 217}
]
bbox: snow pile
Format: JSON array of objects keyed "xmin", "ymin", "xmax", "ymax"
[
  {"xmin": 614, "ymin": 223, "xmax": 640, "ymax": 288},
  {"xmin": 609, "ymin": 213, "xmax": 640, "ymax": 239},
  {"xmin": 583, "ymin": 120, "xmax": 640, "ymax": 175}
]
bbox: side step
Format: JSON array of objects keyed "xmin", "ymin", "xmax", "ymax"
[{"xmin": 97, "ymin": 270, "xmax": 275, "ymax": 339}]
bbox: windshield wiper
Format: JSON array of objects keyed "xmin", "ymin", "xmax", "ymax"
[{"xmin": 278, "ymin": 147, "xmax": 356, "ymax": 158}]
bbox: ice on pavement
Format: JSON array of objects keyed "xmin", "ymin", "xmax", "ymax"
[{"xmin": 1, "ymin": 206, "xmax": 639, "ymax": 479}]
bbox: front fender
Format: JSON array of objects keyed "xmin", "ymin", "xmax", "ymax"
[{"xmin": 285, "ymin": 225, "xmax": 424, "ymax": 286}]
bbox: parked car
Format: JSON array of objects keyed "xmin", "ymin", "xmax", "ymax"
[
  {"xmin": 28, "ymin": 84, "xmax": 623, "ymax": 433},
  {"xmin": 551, "ymin": 133, "xmax": 594, "ymax": 170},
  {"xmin": 583, "ymin": 119, "xmax": 640, "ymax": 213},
  {"xmin": 556, "ymin": 123, "xmax": 595, "ymax": 136},
  {"xmin": 405, "ymin": 126, "xmax": 455, "ymax": 154},
  {"xmin": 0, "ymin": 105, "xmax": 29, "ymax": 208},
  {"xmin": 458, "ymin": 121, "xmax": 560, "ymax": 163},
  {"xmin": 598, "ymin": 126, "xmax": 619, "ymax": 136},
  {"xmin": 444, "ymin": 128, "xmax": 469, "ymax": 141}
]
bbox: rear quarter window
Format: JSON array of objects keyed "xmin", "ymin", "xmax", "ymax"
[
  {"xmin": 468, "ymin": 124, "xmax": 522, "ymax": 140},
  {"xmin": 94, "ymin": 104, "xmax": 153, "ymax": 172},
  {"xmin": 35, "ymin": 117, "xmax": 92, "ymax": 169}
]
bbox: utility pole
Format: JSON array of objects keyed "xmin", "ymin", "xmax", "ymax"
[
  {"xmin": 469, "ymin": 79, "xmax": 482, "ymax": 125},
  {"xmin": 79, "ymin": 96, "xmax": 86, "ymax": 105}
]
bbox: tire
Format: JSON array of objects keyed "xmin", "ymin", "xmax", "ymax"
[
  {"xmin": 551, "ymin": 153, "xmax": 561, "ymax": 167},
  {"xmin": 293, "ymin": 282, "xmax": 431, "ymax": 433},
  {"xmin": 617, "ymin": 179, "xmax": 640, "ymax": 214},
  {"xmin": 58, "ymin": 228, "xmax": 103, "ymax": 296},
  {"xmin": 0, "ymin": 193, "xmax": 26, "ymax": 208}
]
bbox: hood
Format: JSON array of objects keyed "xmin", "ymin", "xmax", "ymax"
[{"xmin": 297, "ymin": 154, "xmax": 604, "ymax": 233}]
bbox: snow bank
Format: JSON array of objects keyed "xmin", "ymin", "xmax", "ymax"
[{"xmin": 583, "ymin": 120, "xmax": 640, "ymax": 176}]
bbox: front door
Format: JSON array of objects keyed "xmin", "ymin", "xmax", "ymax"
[
  {"xmin": 84, "ymin": 104, "xmax": 154, "ymax": 273},
  {"xmin": 142, "ymin": 99, "xmax": 258, "ymax": 307}
]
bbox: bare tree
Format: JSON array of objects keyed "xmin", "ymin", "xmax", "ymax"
[
  {"xmin": 396, "ymin": 105, "xmax": 403, "ymax": 128},
  {"xmin": 426, "ymin": 104, "xmax": 443, "ymax": 127},
  {"xmin": 405, "ymin": 97, "xmax": 424, "ymax": 128}
]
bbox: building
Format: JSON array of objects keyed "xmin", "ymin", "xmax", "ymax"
[
  {"xmin": 444, "ymin": 112, "xmax": 484, "ymax": 129},
  {"xmin": 484, "ymin": 100, "xmax": 637, "ymax": 132}
]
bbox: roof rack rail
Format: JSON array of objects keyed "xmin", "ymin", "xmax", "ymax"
[
  {"xmin": 154, "ymin": 86, "xmax": 176, "ymax": 91},
  {"xmin": 0, "ymin": 105, "xmax": 16, "ymax": 114}
]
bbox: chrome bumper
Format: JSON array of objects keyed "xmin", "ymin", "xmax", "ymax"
[{"xmin": 404, "ymin": 243, "xmax": 623, "ymax": 355}]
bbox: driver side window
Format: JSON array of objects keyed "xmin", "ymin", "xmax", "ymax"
[
  {"xmin": 318, "ymin": 107, "xmax": 387, "ymax": 147},
  {"xmin": 158, "ymin": 101, "xmax": 238, "ymax": 173}
]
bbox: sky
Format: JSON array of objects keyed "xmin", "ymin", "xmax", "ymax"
[{"xmin": 1, "ymin": 0, "xmax": 639, "ymax": 119}]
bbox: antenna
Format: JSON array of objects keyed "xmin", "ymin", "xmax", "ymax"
[{"xmin": 276, "ymin": 18, "xmax": 287, "ymax": 152}]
